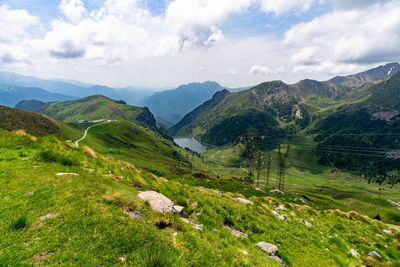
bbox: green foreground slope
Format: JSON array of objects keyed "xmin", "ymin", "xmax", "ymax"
[{"xmin": 1, "ymin": 123, "xmax": 400, "ymax": 266}]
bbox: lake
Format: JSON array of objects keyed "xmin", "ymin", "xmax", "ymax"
[{"xmin": 174, "ymin": 138, "xmax": 207, "ymax": 153}]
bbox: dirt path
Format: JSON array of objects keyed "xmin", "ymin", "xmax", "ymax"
[{"xmin": 75, "ymin": 120, "xmax": 116, "ymax": 148}]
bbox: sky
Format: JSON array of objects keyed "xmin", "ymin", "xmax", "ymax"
[{"xmin": 0, "ymin": 0, "xmax": 399, "ymax": 88}]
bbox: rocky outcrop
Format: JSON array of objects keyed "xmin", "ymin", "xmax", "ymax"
[
  {"xmin": 138, "ymin": 191, "xmax": 184, "ymax": 214},
  {"xmin": 256, "ymin": 242, "xmax": 278, "ymax": 256}
]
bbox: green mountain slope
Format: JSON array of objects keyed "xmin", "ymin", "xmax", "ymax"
[
  {"xmin": 15, "ymin": 99, "xmax": 49, "ymax": 112},
  {"xmin": 0, "ymin": 105, "xmax": 62, "ymax": 136},
  {"xmin": 170, "ymin": 81, "xmax": 309, "ymax": 146},
  {"xmin": 313, "ymin": 72, "xmax": 400, "ymax": 183},
  {"xmin": 1, "ymin": 116, "xmax": 399, "ymax": 266},
  {"xmin": 170, "ymin": 63, "xmax": 400, "ymax": 148},
  {"xmin": 40, "ymin": 95, "xmax": 157, "ymax": 129}
]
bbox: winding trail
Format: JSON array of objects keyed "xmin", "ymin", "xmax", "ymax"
[{"xmin": 75, "ymin": 120, "xmax": 116, "ymax": 148}]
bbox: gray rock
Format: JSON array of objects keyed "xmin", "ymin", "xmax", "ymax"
[
  {"xmin": 383, "ymin": 229, "xmax": 392, "ymax": 234},
  {"xmin": 56, "ymin": 173, "xmax": 78, "ymax": 176},
  {"xmin": 270, "ymin": 189, "xmax": 284, "ymax": 195},
  {"xmin": 126, "ymin": 210, "xmax": 144, "ymax": 221},
  {"xmin": 225, "ymin": 226, "xmax": 247, "ymax": 238},
  {"xmin": 180, "ymin": 218, "xmax": 203, "ymax": 230},
  {"xmin": 269, "ymin": 256, "xmax": 286, "ymax": 267},
  {"xmin": 256, "ymin": 242, "xmax": 279, "ymax": 255},
  {"xmin": 368, "ymin": 251, "xmax": 382, "ymax": 260},
  {"xmin": 272, "ymin": 210, "xmax": 290, "ymax": 220},
  {"xmin": 40, "ymin": 213, "xmax": 57, "ymax": 220},
  {"xmin": 297, "ymin": 219, "xmax": 312, "ymax": 227},
  {"xmin": 173, "ymin": 205, "xmax": 185, "ymax": 214},
  {"xmin": 236, "ymin": 197, "xmax": 253, "ymax": 205},
  {"xmin": 350, "ymin": 249, "xmax": 360, "ymax": 257},
  {"xmin": 138, "ymin": 191, "xmax": 175, "ymax": 213}
]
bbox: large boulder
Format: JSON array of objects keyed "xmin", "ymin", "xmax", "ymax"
[
  {"xmin": 138, "ymin": 191, "xmax": 180, "ymax": 213},
  {"xmin": 256, "ymin": 242, "xmax": 279, "ymax": 256}
]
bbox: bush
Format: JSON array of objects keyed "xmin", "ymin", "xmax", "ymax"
[
  {"xmin": 37, "ymin": 150, "xmax": 77, "ymax": 166},
  {"xmin": 11, "ymin": 215, "xmax": 27, "ymax": 230}
]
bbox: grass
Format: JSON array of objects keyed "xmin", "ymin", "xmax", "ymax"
[
  {"xmin": 0, "ymin": 128, "xmax": 399, "ymax": 266},
  {"xmin": 1, "ymin": 110, "xmax": 400, "ymax": 267}
]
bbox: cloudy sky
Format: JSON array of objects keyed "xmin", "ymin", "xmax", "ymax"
[{"xmin": 0, "ymin": 0, "xmax": 399, "ymax": 88}]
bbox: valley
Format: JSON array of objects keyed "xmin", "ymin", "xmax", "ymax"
[{"xmin": 1, "ymin": 63, "xmax": 400, "ymax": 266}]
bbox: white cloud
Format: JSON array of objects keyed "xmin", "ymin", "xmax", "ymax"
[
  {"xmin": 260, "ymin": 0, "xmax": 315, "ymax": 16},
  {"xmin": 249, "ymin": 65, "xmax": 271, "ymax": 75},
  {"xmin": 1, "ymin": 0, "xmax": 400, "ymax": 88},
  {"xmin": 285, "ymin": 1, "xmax": 400, "ymax": 74},
  {"xmin": 60, "ymin": 0, "xmax": 87, "ymax": 24},
  {"xmin": 0, "ymin": 5, "xmax": 39, "ymax": 66},
  {"xmin": 0, "ymin": 5, "xmax": 39, "ymax": 43}
]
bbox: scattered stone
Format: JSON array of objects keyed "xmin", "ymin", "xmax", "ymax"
[
  {"xmin": 126, "ymin": 210, "xmax": 143, "ymax": 221},
  {"xmin": 368, "ymin": 251, "xmax": 382, "ymax": 260},
  {"xmin": 256, "ymin": 242, "xmax": 279, "ymax": 255},
  {"xmin": 225, "ymin": 226, "xmax": 247, "ymax": 238},
  {"xmin": 270, "ymin": 189, "xmax": 284, "ymax": 195},
  {"xmin": 23, "ymin": 242, "xmax": 29, "ymax": 247},
  {"xmin": 275, "ymin": 204, "xmax": 286, "ymax": 211},
  {"xmin": 191, "ymin": 202, "xmax": 198, "ymax": 208},
  {"xmin": 40, "ymin": 213, "xmax": 57, "ymax": 220},
  {"xmin": 34, "ymin": 252, "xmax": 53, "ymax": 261},
  {"xmin": 180, "ymin": 218, "xmax": 203, "ymax": 230},
  {"xmin": 83, "ymin": 168, "xmax": 95, "ymax": 173},
  {"xmin": 255, "ymin": 187, "xmax": 265, "ymax": 192},
  {"xmin": 297, "ymin": 219, "xmax": 312, "ymax": 227},
  {"xmin": 138, "ymin": 191, "xmax": 174, "ymax": 213},
  {"xmin": 236, "ymin": 197, "xmax": 253, "ymax": 205},
  {"xmin": 269, "ymin": 255, "xmax": 287, "ymax": 267},
  {"xmin": 350, "ymin": 249, "xmax": 360, "ymax": 257},
  {"xmin": 383, "ymin": 229, "xmax": 392, "ymax": 234},
  {"xmin": 240, "ymin": 249, "xmax": 248, "ymax": 255},
  {"xmin": 172, "ymin": 232, "xmax": 178, "ymax": 236},
  {"xmin": 173, "ymin": 205, "xmax": 185, "ymax": 214},
  {"xmin": 272, "ymin": 210, "xmax": 289, "ymax": 220},
  {"xmin": 56, "ymin": 173, "xmax": 78, "ymax": 176},
  {"xmin": 294, "ymin": 197, "xmax": 306, "ymax": 204},
  {"xmin": 119, "ymin": 255, "xmax": 126, "ymax": 263},
  {"xmin": 26, "ymin": 191, "xmax": 34, "ymax": 195},
  {"xmin": 376, "ymin": 234, "xmax": 384, "ymax": 238}
]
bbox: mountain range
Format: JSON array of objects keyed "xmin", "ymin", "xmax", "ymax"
[
  {"xmin": 141, "ymin": 81, "xmax": 251, "ymax": 126},
  {"xmin": 170, "ymin": 63, "xmax": 400, "ymax": 144},
  {"xmin": 0, "ymin": 71, "xmax": 155, "ymax": 106}
]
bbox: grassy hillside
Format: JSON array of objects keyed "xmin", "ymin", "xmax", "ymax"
[
  {"xmin": 40, "ymin": 95, "xmax": 157, "ymax": 129},
  {"xmin": 70, "ymin": 120, "xmax": 186, "ymax": 176},
  {"xmin": 312, "ymin": 72, "xmax": 400, "ymax": 183},
  {"xmin": 1, "ymin": 127, "xmax": 399, "ymax": 266},
  {"xmin": 0, "ymin": 105, "xmax": 62, "ymax": 136},
  {"xmin": 15, "ymin": 99, "xmax": 49, "ymax": 112}
]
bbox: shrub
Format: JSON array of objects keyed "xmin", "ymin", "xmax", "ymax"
[
  {"xmin": 11, "ymin": 215, "xmax": 27, "ymax": 230},
  {"xmin": 37, "ymin": 150, "xmax": 77, "ymax": 166}
]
